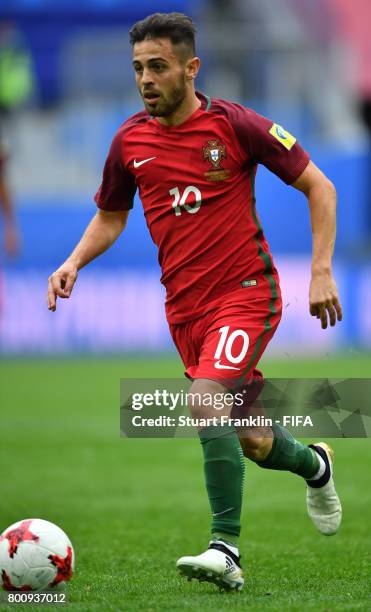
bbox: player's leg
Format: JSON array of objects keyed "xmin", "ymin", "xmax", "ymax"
[
  {"xmin": 239, "ymin": 421, "xmax": 320, "ymax": 479},
  {"xmin": 177, "ymin": 378, "xmax": 244, "ymax": 590},
  {"xmin": 234, "ymin": 376, "xmax": 342, "ymax": 535},
  {"xmin": 170, "ymin": 320, "xmax": 244, "ymax": 589},
  {"xmin": 176, "ymin": 292, "xmax": 283, "ymax": 590},
  {"xmin": 245, "ymin": 429, "xmax": 342, "ymax": 535}
]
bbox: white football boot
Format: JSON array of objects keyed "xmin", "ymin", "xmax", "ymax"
[
  {"xmin": 306, "ymin": 443, "xmax": 342, "ymax": 536},
  {"xmin": 177, "ymin": 541, "xmax": 244, "ymax": 591}
]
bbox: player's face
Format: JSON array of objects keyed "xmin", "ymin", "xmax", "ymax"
[{"xmin": 132, "ymin": 38, "xmax": 191, "ymax": 117}]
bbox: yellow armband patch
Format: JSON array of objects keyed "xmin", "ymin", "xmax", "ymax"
[{"xmin": 269, "ymin": 123, "xmax": 296, "ymax": 151}]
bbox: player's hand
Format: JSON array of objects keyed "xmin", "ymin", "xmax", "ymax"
[
  {"xmin": 47, "ymin": 261, "xmax": 78, "ymax": 312},
  {"xmin": 309, "ymin": 271, "xmax": 342, "ymax": 329}
]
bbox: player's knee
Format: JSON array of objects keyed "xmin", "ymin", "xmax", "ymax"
[
  {"xmin": 188, "ymin": 378, "xmax": 228, "ymax": 420},
  {"xmin": 239, "ymin": 432, "xmax": 273, "ymax": 462}
]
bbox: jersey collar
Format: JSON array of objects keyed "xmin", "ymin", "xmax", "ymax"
[{"xmin": 196, "ymin": 91, "xmax": 212, "ymax": 111}]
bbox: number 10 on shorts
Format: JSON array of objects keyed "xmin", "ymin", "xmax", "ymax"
[{"xmin": 214, "ymin": 326, "xmax": 250, "ymax": 369}]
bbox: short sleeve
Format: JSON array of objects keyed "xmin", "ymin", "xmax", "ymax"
[
  {"xmin": 229, "ymin": 105, "xmax": 310, "ymax": 185},
  {"xmin": 94, "ymin": 130, "xmax": 136, "ymax": 211}
]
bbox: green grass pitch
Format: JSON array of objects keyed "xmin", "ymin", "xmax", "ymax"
[{"xmin": 0, "ymin": 354, "xmax": 370, "ymax": 611}]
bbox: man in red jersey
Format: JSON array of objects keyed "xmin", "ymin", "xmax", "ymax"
[{"xmin": 47, "ymin": 13, "xmax": 343, "ymax": 592}]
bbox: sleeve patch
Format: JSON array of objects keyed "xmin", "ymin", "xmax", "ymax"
[{"xmin": 269, "ymin": 123, "xmax": 296, "ymax": 151}]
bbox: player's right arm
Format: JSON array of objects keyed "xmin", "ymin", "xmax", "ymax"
[
  {"xmin": 48, "ymin": 122, "xmax": 138, "ymax": 311},
  {"xmin": 47, "ymin": 209, "xmax": 129, "ymax": 311}
]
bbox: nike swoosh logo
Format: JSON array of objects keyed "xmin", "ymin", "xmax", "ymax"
[
  {"xmin": 133, "ymin": 157, "xmax": 157, "ymax": 168},
  {"xmin": 214, "ymin": 360, "xmax": 240, "ymax": 371},
  {"xmin": 212, "ymin": 507, "xmax": 235, "ymax": 517}
]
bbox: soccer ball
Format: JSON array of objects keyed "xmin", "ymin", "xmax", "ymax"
[{"xmin": 0, "ymin": 519, "xmax": 74, "ymax": 591}]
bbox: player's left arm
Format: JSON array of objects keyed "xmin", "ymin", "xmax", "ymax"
[
  {"xmin": 226, "ymin": 105, "xmax": 342, "ymax": 329},
  {"xmin": 292, "ymin": 160, "xmax": 342, "ymax": 329}
]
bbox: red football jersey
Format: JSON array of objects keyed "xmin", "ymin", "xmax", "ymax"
[{"xmin": 95, "ymin": 92, "xmax": 309, "ymax": 324}]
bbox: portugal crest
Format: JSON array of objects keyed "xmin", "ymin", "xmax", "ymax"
[{"xmin": 203, "ymin": 139, "xmax": 226, "ymax": 169}]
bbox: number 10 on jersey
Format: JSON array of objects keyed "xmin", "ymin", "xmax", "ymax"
[{"xmin": 170, "ymin": 186, "xmax": 202, "ymax": 216}]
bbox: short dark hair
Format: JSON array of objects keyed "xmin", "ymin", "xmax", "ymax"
[{"xmin": 129, "ymin": 12, "xmax": 196, "ymax": 57}]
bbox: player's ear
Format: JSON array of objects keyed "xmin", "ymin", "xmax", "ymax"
[{"xmin": 185, "ymin": 56, "xmax": 201, "ymax": 81}]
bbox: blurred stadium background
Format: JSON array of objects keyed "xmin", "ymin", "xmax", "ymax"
[{"xmin": 0, "ymin": 0, "xmax": 370, "ymax": 357}]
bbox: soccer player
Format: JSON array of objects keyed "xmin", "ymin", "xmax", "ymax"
[{"xmin": 47, "ymin": 13, "xmax": 343, "ymax": 592}]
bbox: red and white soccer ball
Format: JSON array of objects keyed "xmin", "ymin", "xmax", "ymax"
[{"xmin": 0, "ymin": 519, "xmax": 74, "ymax": 591}]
